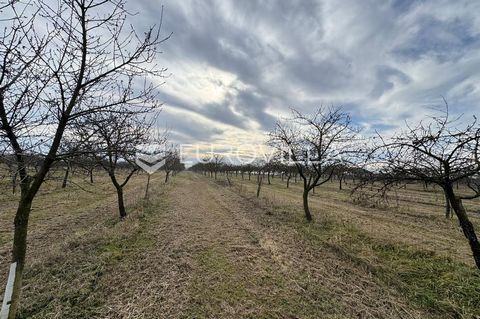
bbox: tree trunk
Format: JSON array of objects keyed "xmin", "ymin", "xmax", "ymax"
[
  {"xmin": 165, "ymin": 171, "xmax": 170, "ymax": 183},
  {"xmin": 61, "ymin": 163, "xmax": 70, "ymax": 188},
  {"xmin": 303, "ymin": 189, "xmax": 313, "ymax": 222},
  {"xmin": 339, "ymin": 175, "xmax": 343, "ymax": 190},
  {"xmin": 445, "ymin": 191, "xmax": 451, "ymax": 218},
  {"xmin": 286, "ymin": 175, "xmax": 291, "ymax": 188},
  {"xmin": 445, "ymin": 184, "xmax": 480, "ymax": 269},
  {"xmin": 12, "ymin": 171, "xmax": 17, "ymax": 194},
  {"xmin": 267, "ymin": 171, "xmax": 271, "ymax": 185},
  {"xmin": 256, "ymin": 176, "xmax": 262, "ymax": 198},
  {"xmin": 9, "ymin": 196, "xmax": 33, "ymax": 319},
  {"xmin": 145, "ymin": 174, "xmax": 151, "ymax": 200},
  {"xmin": 116, "ymin": 187, "xmax": 127, "ymax": 219},
  {"xmin": 89, "ymin": 169, "xmax": 94, "ymax": 183}
]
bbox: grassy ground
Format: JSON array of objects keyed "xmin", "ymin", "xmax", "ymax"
[
  {"xmin": 0, "ymin": 169, "xmax": 168, "ymax": 318},
  {"xmin": 227, "ymin": 173, "xmax": 480, "ymax": 317},
  {"xmin": 1, "ymin": 171, "xmax": 479, "ymax": 318}
]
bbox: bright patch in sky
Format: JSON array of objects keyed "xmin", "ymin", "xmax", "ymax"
[{"xmin": 131, "ymin": 0, "xmax": 480, "ymax": 153}]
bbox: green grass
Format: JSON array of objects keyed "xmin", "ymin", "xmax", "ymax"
[
  {"xmin": 292, "ymin": 215, "xmax": 480, "ymax": 318},
  {"xmin": 372, "ymin": 243, "xmax": 480, "ymax": 317},
  {"xmin": 228, "ymin": 174, "xmax": 480, "ymax": 317},
  {"xmin": 187, "ymin": 241, "xmax": 347, "ymax": 318},
  {"xmin": 16, "ymin": 189, "xmax": 166, "ymax": 318},
  {"xmin": 188, "ymin": 247, "xmax": 250, "ymax": 317}
]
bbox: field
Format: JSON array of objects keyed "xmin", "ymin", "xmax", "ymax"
[{"xmin": 1, "ymin": 171, "xmax": 480, "ymax": 318}]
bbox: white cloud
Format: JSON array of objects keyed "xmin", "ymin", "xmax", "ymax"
[{"xmin": 133, "ymin": 0, "xmax": 480, "ymax": 146}]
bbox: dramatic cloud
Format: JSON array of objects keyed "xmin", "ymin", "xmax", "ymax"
[{"xmin": 131, "ymin": 0, "xmax": 480, "ymax": 146}]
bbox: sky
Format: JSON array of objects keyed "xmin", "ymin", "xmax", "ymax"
[{"xmin": 130, "ymin": 0, "xmax": 480, "ymax": 155}]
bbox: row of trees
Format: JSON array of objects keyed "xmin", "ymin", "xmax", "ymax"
[
  {"xmin": 190, "ymin": 155, "xmax": 357, "ymax": 191},
  {"xmin": 1, "ymin": 3, "xmax": 479, "ymax": 318},
  {"xmin": 0, "ymin": 0, "xmax": 178, "ymax": 317},
  {"xmin": 191, "ymin": 105, "xmax": 480, "ymax": 269}
]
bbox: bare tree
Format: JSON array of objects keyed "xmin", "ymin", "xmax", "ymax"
[
  {"xmin": 56, "ymin": 137, "xmax": 84, "ymax": 188},
  {"xmin": 79, "ymin": 111, "xmax": 153, "ymax": 218},
  {"xmin": 355, "ymin": 104, "xmax": 480, "ymax": 269},
  {"xmin": 208, "ymin": 153, "xmax": 224, "ymax": 180},
  {"xmin": 0, "ymin": 153, "xmax": 21, "ymax": 194},
  {"xmin": 136, "ymin": 130, "xmax": 168, "ymax": 199},
  {"xmin": 269, "ymin": 106, "xmax": 357, "ymax": 221},
  {"xmin": 283, "ymin": 164, "xmax": 296, "ymax": 188},
  {"xmin": 253, "ymin": 160, "xmax": 267, "ymax": 197},
  {"xmin": 79, "ymin": 155, "xmax": 99, "ymax": 184},
  {"xmin": 263, "ymin": 153, "xmax": 281, "ymax": 185},
  {"xmin": 0, "ymin": 1, "xmax": 169, "ymax": 315},
  {"xmin": 163, "ymin": 146, "xmax": 181, "ymax": 183},
  {"xmin": 245, "ymin": 163, "xmax": 254, "ymax": 180},
  {"xmin": 189, "ymin": 161, "xmax": 208, "ymax": 175}
]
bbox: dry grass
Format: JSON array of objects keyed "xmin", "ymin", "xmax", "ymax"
[
  {"xmin": 227, "ymin": 173, "xmax": 480, "ymax": 318},
  {"xmin": 0, "ymin": 171, "xmax": 479, "ymax": 318},
  {"xmin": 0, "ymin": 169, "xmax": 166, "ymax": 318},
  {"xmin": 231, "ymin": 174, "xmax": 480, "ymax": 265}
]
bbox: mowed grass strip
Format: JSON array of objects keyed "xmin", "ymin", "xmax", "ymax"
[
  {"xmin": 186, "ymin": 246, "xmax": 345, "ymax": 319},
  {"xmin": 227, "ymin": 175, "xmax": 480, "ymax": 318},
  {"xmin": 297, "ymin": 220, "xmax": 480, "ymax": 318},
  {"xmin": 0, "ymin": 171, "xmax": 168, "ymax": 318}
]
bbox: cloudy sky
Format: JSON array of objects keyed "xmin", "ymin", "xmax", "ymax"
[{"xmin": 132, "ymin": 0, "xmax": 480, "ymax": 151}]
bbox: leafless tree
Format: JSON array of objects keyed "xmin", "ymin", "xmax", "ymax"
[
  {"xmin": 136, "ymin": 130, "xmax": 168, "ymax": 199},
  {"xmin": 189, "ymin": 161, "xmax": 207, "ymax": 175},
  {"xmin": 355, "ymin": 104, "xmax": 480, "ymax": 269},
  {"xmin": 163, "ymin": 146, "xmax": 181, "ymax": 183},
  {"xmin": 253, "ymin": 159, "xmax": 267, "ymax": 198},
  {"xmin": 79, "ymin": 111, "xmax": 153, "ymax": 218},
  {"xmin": 244, "ymin": 163, "xmax": 254, "ymax": 180},
  {"xmin": 205, "ymin": 153, "xmax": 224, "ymax": 180},
  {"xmin": 0, "ymin": 1, "xmax": 169, "ymax": 315},
  {"xmin": 0, "ymin": 153, "xmax": 20, "ymax": 194},
  {"xmin": 263, "ymin": 153, "xmax": 281, "ymax": 185},
  {"xmin": 282, "ymin": 164, "xmax": 297, "ymax": 188},
  {"xmin": 269, "ymin": 106, "xmax": 357, "ymax": 221},
  {"xmin": 79, "ymin": 155, "xmax": 99, "ymax": 184},
  {"xmin": 56, "ymin": 137, "xmax": 84, "ymax": 188}
]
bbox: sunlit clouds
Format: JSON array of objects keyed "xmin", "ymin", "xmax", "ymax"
[{"xmin": 131, "ymin": 0, "xmax": 480, "ymax": 155}]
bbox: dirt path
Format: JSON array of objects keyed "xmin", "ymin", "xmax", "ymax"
[{"xmin": 98, "ymin": 173, "xmax": 433, "ymax": 319}]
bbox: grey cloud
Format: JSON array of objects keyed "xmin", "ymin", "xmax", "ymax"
[
  {"xmin": 132, "ymin": 0, "xmax": 480, "ymax": 140},
  {"xmin": 392, "ymin": 16, "xmax": 480, "ymax": 62},
  {"xmin": 390, "ymin": 0, "xmax": 421, "ymax": 14},
  {"xmin": 286, "ymin": 51, "xmax": 353, "ymax": 94},
  {"xmin": 160, "ymin": 92, "xmax": 247, "ymax": 129},
  {"xmin": 157, "ymin": 110, "xmax": 224, "ymax": 144},
  {"xmin": 370, "ymin": 66, "xmax": 411, "ymax": 98},
  {"xmin": 232, "ymin": 89, "xmax": 277, "ymax": 131}
]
